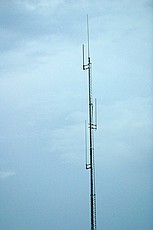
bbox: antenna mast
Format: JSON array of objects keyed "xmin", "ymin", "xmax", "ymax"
[{"xmin": 82, "ymin": 15, "xmax": 97, "ymax": 230}]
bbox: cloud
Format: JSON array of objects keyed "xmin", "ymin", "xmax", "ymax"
[
  {"xmin": 0, "ymin": 171, "xmax": 16, "ymax": 180},
  {"xmin": 17, "ymin": 0, "xmax": 64, "ymax": 12},
  {"xmin": 96, "ymin": 96, "xmax": 153, "ymax": 173}
]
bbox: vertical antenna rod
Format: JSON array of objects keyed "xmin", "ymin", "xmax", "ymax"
[
  {"xmin": 87, "ymin": 14, "xmax": 90, "ymax": 59},
  {"xmin": 82, "ymin": 15, "xmax": 97, "ymax": 230}
]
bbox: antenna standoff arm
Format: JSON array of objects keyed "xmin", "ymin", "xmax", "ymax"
[{"xmin": 86, "ymin": 163, "xmax": 91, "ymax": 170}]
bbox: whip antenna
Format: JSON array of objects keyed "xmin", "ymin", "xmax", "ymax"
[{"xmin": 87, "ymin": 14, "xmax": 90, "ymax": 59}]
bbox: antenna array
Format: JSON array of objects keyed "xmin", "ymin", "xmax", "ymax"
[{"xmin": 82, "ymin": 15, "xmax": 97, "ymax": 230}]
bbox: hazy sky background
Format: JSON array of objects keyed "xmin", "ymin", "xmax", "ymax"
[{"xmin": 0, "ymin": 0, "xmax": 153, "ymax": 229}]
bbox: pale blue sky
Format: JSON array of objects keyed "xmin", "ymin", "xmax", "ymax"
[{"xmin": 0, "ymin": 1, "xmax": 153, "ymax": 230}]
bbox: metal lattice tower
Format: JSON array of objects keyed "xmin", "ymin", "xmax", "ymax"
[{"xmin": 82, "ymin": 15, "xmax": 97, "ymax": 230}]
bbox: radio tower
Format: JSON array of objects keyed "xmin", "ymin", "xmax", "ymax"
[{"xmin": 82, "ymin": 15, "xmax": 97, "ymax": 230}]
